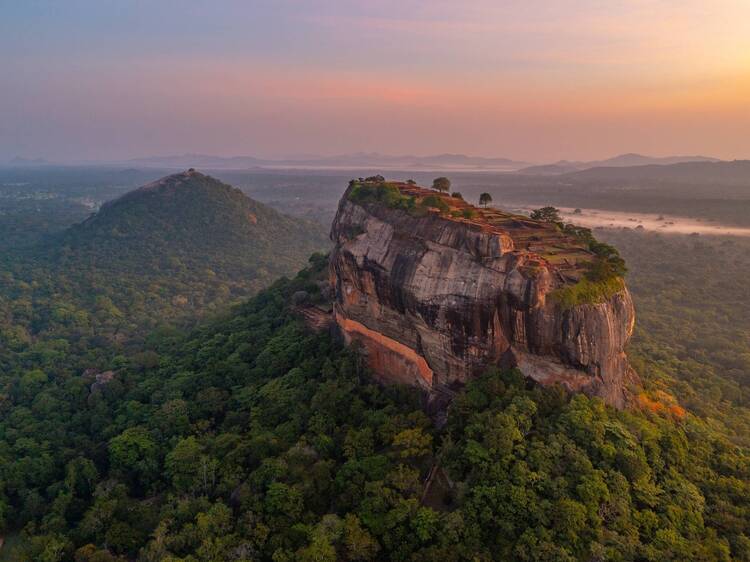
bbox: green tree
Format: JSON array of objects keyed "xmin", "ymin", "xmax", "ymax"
[
  {"xmin": 108, "ymin": 427, "xmax": 158, "ymax": 488},
  {"xmin": 431, "ymin": 177, "xmax": 451, "ymax": 193},
  {"xmin": 530, "ymin": 206, "xmax": 561, "ymax": 222},
  {"xmin": 343, "ymin": 514, "xmax": 380, "ymax": 560},
  {"xmin": 64, "ymin": 457, "xmax": 99, "ymax": 498},
  {"xmin": 165, "ymin": 436, "xmax": 217, "ymax": 495},
  {"xmin": 18, "ymin": 369, "xmax": 48, "ymax": 402},
  {"xmin": 392, "ymin": 428, "xmax": 432, "ymax": 460}
]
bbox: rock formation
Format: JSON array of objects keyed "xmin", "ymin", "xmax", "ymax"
[{"xmin": 330, "ymin": 179, "xmax": 638, "ymax": 408}]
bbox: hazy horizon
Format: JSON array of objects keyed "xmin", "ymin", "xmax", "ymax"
[
  {"xmin": 2, "ymin": 1, "xmax": 749, "ymax": 162},
  {"xmin": 3, "ymin": 150, "xmax": 732, "ymax": 168}
]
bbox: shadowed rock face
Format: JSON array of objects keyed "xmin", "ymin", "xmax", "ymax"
[{"xmin": 330, "ymin": 181, "xmax": 638, "ymax": 408}]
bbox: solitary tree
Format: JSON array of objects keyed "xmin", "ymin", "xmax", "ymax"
[
  {"xmin": 530, "ymin": 206, "xmax": 562, "ymax": 223},
  {"xmin": 479, "ymin": 192, "xmax": 492, "ymax": 207},
  {"xmin": 432, "ymin": 177, "xmax": 451, "ymax": 193}
]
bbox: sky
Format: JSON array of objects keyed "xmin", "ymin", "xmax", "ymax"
[{"xmin": 1, "ymin": 0, "xmax": 749, "ymax": 163}]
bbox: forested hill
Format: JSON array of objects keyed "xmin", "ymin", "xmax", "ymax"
[
  {"xmin": 53, "ymin": 169, "xmax": 329, "ymax": 282},
  {"xmin": 0, "ymin": 170, "xmax": 329, "ymax": 373}
]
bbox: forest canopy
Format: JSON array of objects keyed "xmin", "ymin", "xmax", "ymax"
[
  {"xmin": 0, "ymin": 254, "xmax": 747, "ymax": 561},
  {"xmin": 1, "ymin": 168, "xmax": 749, "ymax": 561}
]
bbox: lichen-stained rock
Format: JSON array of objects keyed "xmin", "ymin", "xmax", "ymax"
[{"xmin": 330, "ymin": 180, "xmax": 638, "ymax": 408}]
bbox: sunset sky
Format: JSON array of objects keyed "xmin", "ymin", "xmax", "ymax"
[{"xmin": 2, "ymin": 0, "xmax": 749, "ymax": 162}]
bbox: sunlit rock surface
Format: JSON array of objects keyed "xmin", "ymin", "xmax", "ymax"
[{"xmin": 330, "ymin": 181, "xmax": 638, "ymax": 408}]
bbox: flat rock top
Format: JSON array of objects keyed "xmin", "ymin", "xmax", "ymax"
[{"xmin": 374, "ymin": 181, "xmax": 595, "ymax": 281}]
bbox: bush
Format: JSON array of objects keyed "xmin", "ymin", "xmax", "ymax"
[
  {"xmin": 562, "ymin": 223, "xmax": 594, "ymax": 244},
  {"xmin": 558, "ymin": 217, "xmax": 627, "ymax": 283},
  {"xmin": 587, "ymin": 241, "xmax": 627, "ymax": 280},
  {"xmin": 551, "ymin": 276, "xmax": 625, "ymax": 309},
  {"xmin": 419, "ymin": 195, "xmax": 449, "ymax": 213},
  {"xmin": 348, "ymin": 180, "xmax": 415, "ymax": 211},
  {"xmin": 531, "ymin": 206, "xmax": 561, "ymax": 222}
]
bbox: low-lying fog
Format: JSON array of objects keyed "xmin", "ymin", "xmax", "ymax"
[{"xmin": 515, "ymin": 206, "xmax": 750, "ymax": 237}]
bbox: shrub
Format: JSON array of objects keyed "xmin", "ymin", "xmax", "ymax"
[
  {"xmin": 551, "ymin": 276, "xmax": 625, "ymax": 309},
  {"xmin": 530, "ymin": 206, "xmax": 561, "ymax": 222},
  {"xmin": 419, "ymin": 194, "xmax": 449, "ymax": 213},
  {"xmin": 562, "ymin": 223, "xmax": 594, "ymax": 244},
  {"xmin": 557, "ymin": 217, "xmax": 627, "ymax": 282},
  {"xmin": 348, "ymin": 180, "xmax": 415, "ymax": 211},
  {"xmin": 587, "ymin": 240, "xmax": 627, "ymax": 280}
]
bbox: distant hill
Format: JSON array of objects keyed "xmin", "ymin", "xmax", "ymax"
[
  {"xmin": 8, "ymin": 156, "xmax": 51, "ymax": 166},
  {"xmin": 2, "ymin": 170, "xmax": 331, "ymax": 336},
  {"xmin": 518, "ymin": 153, "xmax": 720, "ymax": 175},
  {"xmin": 594, "ymin": 153, "xmax": 719, "ymax": 167},
  {"xmin": 55, "ymin": 169, "xmax": 329, "ymax": 283},
  {"xmin": 563, "ymin": 159, "xmax": 750, "ymax": 185},
  {"xmin": 127, "ymin": 154, "xmax": 266, "ymax": 169},
  {"xmin": 517, "ymin": 161, "xmax": 583, "ymax": 175},
  {"xmin": 127, "ymin": 152, "xmax": 529, "ymax": 171}
]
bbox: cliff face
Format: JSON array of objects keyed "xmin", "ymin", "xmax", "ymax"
[{"xmin": 330, "ymin": 181, "xmax": 638, "ymax": 408}]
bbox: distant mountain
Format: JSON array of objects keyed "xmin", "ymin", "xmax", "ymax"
[
  {"xmin": 56, "ymin": 170, "xmax": 329, "ymax": 280},
  {"xmin": 594, "ymin": 153, "xmax": 720, "ymax": 167},
  {"xmin": 518, "ymin": 153, "xmax": 720, "ymax": 175},
  {"xmin": 9, "ymin": 156, "xmax": 50, "ymax": 166},
  {"xmin": 128, "ymin": 154, "xmax": 266, "ymax": 169},
  {"xmin": 517, "ymin": 161, "xmax": 583, "ymax": 175},
  {"xmin": 128, "ymin": 153, "xmax": 529, "ymax": 171},
  {"xmin": 563, "ymin": 159, "xmax": 750, "ymax": 185}
]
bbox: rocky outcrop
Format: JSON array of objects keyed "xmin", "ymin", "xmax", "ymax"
[
  {"xmin": 83, "ymin": 369, "xmax": 116, "ymax": 394},
  {"xmin": 330, "ymin": 181, "xmax": 638, "ymax": 408}
]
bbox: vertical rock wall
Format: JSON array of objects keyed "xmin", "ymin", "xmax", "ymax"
[{"xmin": 330, "ymin": 184, "xmax": 638, "ymax": 408}]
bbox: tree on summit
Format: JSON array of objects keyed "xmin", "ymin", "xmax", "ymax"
[
  {"xmin": 432, "ymin": 177, "xmax": 451, "ymax": 193},
  {"xmin": 479, "ymin": 192, "xmax": 492, "ymax": 207}
]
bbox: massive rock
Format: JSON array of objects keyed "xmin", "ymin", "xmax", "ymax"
[{"xmin": 330, "ymin": 180, "xmax": 638, "ymax": 408}]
